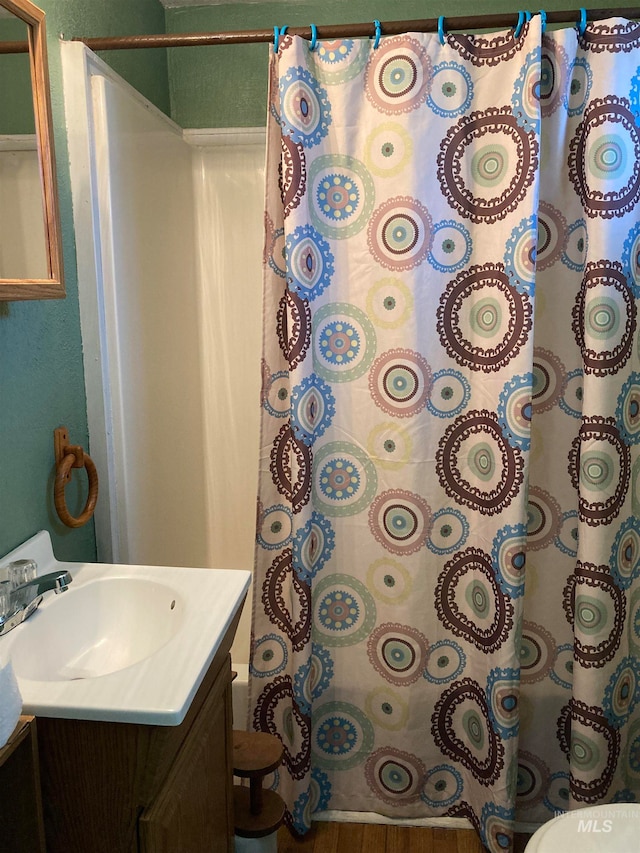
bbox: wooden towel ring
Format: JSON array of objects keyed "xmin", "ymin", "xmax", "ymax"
[{"xmin": 53, "ymin": 427, "xmax": 99, "ymax": 528}]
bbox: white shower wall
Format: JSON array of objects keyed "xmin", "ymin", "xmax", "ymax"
[{"xmin": 62, "ymin": 43, "xmax": 264, "ymax": 666}]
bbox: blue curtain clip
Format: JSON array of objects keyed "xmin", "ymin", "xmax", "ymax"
[
  {"xmin": 309, "ymin": 23, "xmax": 318, "ymax": 51},
  {"xmin": 577, "ymin": 8, "xmax": 587, "ymax": 37},
  {"xmin": 273, "ymin": 24, "xmax": 288, "ymax": 52},
  {"xmin": 514, "ymin": 11, "xmax": 525, "ymax": 39},
  {"xmin": 438, "ymin": 16, "xmax": 447, "ymax": 46},
  {"xmin": 372, "ymin": 19, "xmax": 382, "ymax": 49},
  {"xmin": 538, "ymin": 9, "xmax": 547, "ymax": 34}
]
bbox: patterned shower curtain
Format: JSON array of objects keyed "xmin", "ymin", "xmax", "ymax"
[{"xmin": 249, "ymin": 15, "xmax": 640, "ymax": 852}]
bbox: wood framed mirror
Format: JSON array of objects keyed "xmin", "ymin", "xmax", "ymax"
[{"xmin": 0, "ymin": 0, "xmax": 64, "ymax": 299}]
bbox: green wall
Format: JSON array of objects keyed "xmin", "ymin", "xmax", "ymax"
[
  {"xmin": 166, "ymin": 0, "xmax": 629, "ymax": 127},
  {"xmin": 0, "ymin": 0, "xmax": 169, "ymax": 562},
  {"xmin": 0, "ymin": 0, "xmax": 630, "ymax": 562}
]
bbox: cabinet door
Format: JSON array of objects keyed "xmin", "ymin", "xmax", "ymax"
[{"xmin": 139, "ymin": 666, "xmax": 234, "ymax": 853}]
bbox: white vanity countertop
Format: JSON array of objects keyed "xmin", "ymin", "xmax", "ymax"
[{"xmin": 1, "ymin": 531, "xmax": 251, "ymax": 726}]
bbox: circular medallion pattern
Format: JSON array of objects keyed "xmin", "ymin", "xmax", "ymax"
[
  {"xmin": 312, "ymin": 700, "xmax": 374, "ymax": 770},
  {"xmin": 424, "ymin": 639, "xmax": 466, "ymax": 684},
  {"xmin": 602, "ymin": 655, "xmax": 640, "ymax": 728},
  {"xmin": 257, "ymin": 503, "xmax": 293, "ymax": 550},
  {"xmin": 253, "ymin": 675, "xmax": 310, "ymax": 780},
  {"xmin": 290, "ymin": 374, "xmax": 335, "ymax": 446},
  {"xmin": 527, "ymin": 486, "xmax": 562, "ymax": 551},
  {"xmin": 363, "ymin": 122, "xmax": 413, "ymax": 178},
  {"xmin": 544, "ymin": 772, "xmax": 571, "ymax": 813},
  {"xmin": 550, "ymin": 643, "xmax": 574, "ymax": 690},
  {"xmin": 250, "ymin": 633, "xmax": 289, "ymax": 678},
  {"xmin": 313, "ymin": 38, "xmax": 369, "ymax": 85},
  {"xmin": 563, "ymin": 561, "xmax": 626, "ymax": 667},
  {"xmin": 279, "ymin": 66, "xmax": 331, "ymax": 148},
  {"xmin": 364, "ymin": 36, "xmax": 433, "ymax": 114},
  {"xmin": 559, "ymin": 368, "xmax": 584, "ymax": 419},
  {"xmin": 366, "ymin": 557, "xmax": 413, "ymax": 605},
  {"xmin": 366, "ymin": 421, "xmax": 412, "ymax": 471},
  {"xmin": 568, "ymin": 416, "xmax": 631, "ymax": 526},
  {"xmin": 421, "ymin": 764, "xmax": 464, "ymax": 808},
  {"xmin": 449, "ymin": 28, "xmax": 525, "ymax": 67},
  {"xmin": 286, "ymin": 225, "xmax": 334, "ymax": 301},
  {"xmin": 437, "ymin": 264, "xmax": 533, "ymax": 373},
  {"xmin": 532, "ymin": 347, "xmax": 567, "ymax": 414},
  {"xmin": 437, "ymin": 107, "xmax": 539, "ymax": 224},
  {"xmin": 481, "ymin": 803, "xmax": 514, "ymax": 853},
  {"xmin": 562, "ymin": 219, "xmax": 588, "ymax": 272},
  {"xmin": 609, "ymin": 516, "xmax": 640, "ymax": 590},
  {"xmin": 536, "ymin": 201, "xmax": 568, "ymax": 270},
  {"xmin": 263, "ymin": 370, "xmax": 290, "ymax": 419},
  {"xmin": 280, "ymin": 135, "xmax": 307, "ymax": 217},
  {"xmin": 366, "ymin": 277, "xmax": 413, "ymax": 329},
  {"xmin": 615, "ymin": 372, "xmax": 640, "ymax": 445},
  {"xmin": 520, "ymin": 620, "xmax": 557, "ymax": 683},
  {"xmin": 427, "ymin": 369, "xmax": 472, "ymax": 419},
  {"xmin": 431, "ymin": 677, "xmax": 505, "ymax": 785},
  {"xmin": 277, "ymin": 289, "xmax": 311, "ymax": 370},
  {"xmin": 568, "ymin": 96, "xmax": 640, "ymax": 218},
  {"xmin": 428, "ymin": 220, "xmax": 473, "ymax": 273},
  {"xmin": 564, "ymin": 57, "xmax": 592, "ymax": 117},
  {"xmin": 435, "ymin": 547, "xmax": 514, "ymax": 653},
  {"xmin": 497, "ymin": 373, "xmax": 533, "ymax": 450},
  {"xmin": 561, "ymin": 699, "xmax": 621, "ymax": 803},
  {"xmin": 365, "ymin": 686, "xmax": 410, "ymax": 732},
  {"xmin": 427, "ymin": 507, "xmax": 470, "ymax": 555},
  {"xmin": 368, "ymin": 488, "xmax": 433, "ymax": 555},
  {"xmin": 554, "ymin": 510, "xmax": 579, "ymax": 558},
  {"xmin": 263, "ymin": 549, "xmax": 311, "ymax": 651},
  {"xmin": 512, "ymin": 49, "xmax": 541, "ymax": 133},
  {"xmin": 581, "ymin": 19, "xmax": 640, "ymax": 53},
  {"xmin": 622, "ymin": 221, "xmax": 640, "ymax": 298},
  {"xmin": 309, "ymin": 155, "xmax": 375, "ymax": 239},
  {"xmin": 427, "ymin": 61, "xmax": 474, "ymax": 118},
  {"xmin": 492, "ymin": 523, "xmax": 527, "ymax": 598},
  {"xmin": 369, "ymin": 348, "xmax": 432, "ymax": 417},
  {"xmin": 367, "ymin": 622, "xmax": 429, "ymax": 686},
  {"xmin": 265, "ymin": 215, "xmax": 286, "ymax": 278},
  {"xmin": 516, "ymin": 751, "xmax": 550, "ymax": 808},
  {"xmin": 540, "ymin": 37, "xmax": 569, "ymax": 116},
  {"xmin": 313, "ymin": 441, "xmax": 377, "ymax": 517},
  {"xmin": 270, "ymin": 424, "xmax": 312, "ymax": 513},
  {"xmin": 365, "ymin": 747, "xmax": 426, "ymax": 805},
  {"xmin": 572, "ymin": 261, "xmax": 637, "ymax": 376},
  {"xmin": 313, "ymin": 573, "xmax": 376, "ymax": 647},
  {"xmin": 367, "ymin": 196, "xmax": 433, "ymax": 271},
  {"xmin": 292, "ymin": 511, "xmax": 335, "ymax": 582},
  {"xmin": 293, "ymin": 644, "xmax": 334, "ymax": 715},
  {"xmin": 436, "ymin": 409, "xmax": 525, "ymax": 516},
  {"xmin": 313, "ymin": 302, "xmax": 377, "ymax": 383},
  {"xmin": 504, "ymin": 215, "xmax": 537, "ymax": 295}
]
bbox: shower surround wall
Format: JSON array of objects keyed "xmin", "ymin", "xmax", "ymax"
[{"xmin": 62, "ymin": 43, "xmax": 264, "ymax": 668}]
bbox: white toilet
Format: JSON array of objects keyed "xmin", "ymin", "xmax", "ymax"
[{"xmin": 525, "ymin": 803, "xmax": 640, "ymax": 852}]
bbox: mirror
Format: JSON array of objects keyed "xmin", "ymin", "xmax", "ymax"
[{"xmin": 0, "ymin": 0, "xmax": 64, "ymax": 299}]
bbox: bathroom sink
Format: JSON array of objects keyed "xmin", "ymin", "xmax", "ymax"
[
  {"xmin": 10, "ymin": 576, "xmax": 184, "ymax": 682},
  {"xmin": 1, "ymin": 531, "xmax": 250, "ymax": 725}
]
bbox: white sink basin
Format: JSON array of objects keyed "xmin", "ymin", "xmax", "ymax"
[
  {"xmin": 10, "ymin": 577, "xmax": 184, "ymax": 682},
  {"xmin": 1, "ymin": 531, "xmax": 250, "ymax": 725}
]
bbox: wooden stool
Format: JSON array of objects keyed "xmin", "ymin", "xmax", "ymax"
[{"xmin": 232, "ymin": 730, "xmax": 285, "ymax": 839}]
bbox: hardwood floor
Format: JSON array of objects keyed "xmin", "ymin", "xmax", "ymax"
[{"xmin": 277, "ymin": 822, "xmax": 532, "ymax": 852}]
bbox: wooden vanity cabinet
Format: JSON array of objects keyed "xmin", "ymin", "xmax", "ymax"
[
  {"xmin": 0, "ymin": 716, "xmax": 46, "ymax": 853},
  {"xmin": 36, "ymin": 610, "xmax": 241, "ymax": 853}
]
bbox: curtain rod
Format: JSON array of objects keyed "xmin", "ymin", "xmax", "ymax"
[{"xmin": 68, "ymin": 7, "xmax": 640, "ymax": 51}]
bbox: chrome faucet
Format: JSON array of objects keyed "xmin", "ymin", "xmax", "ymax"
[
  {"xmin": 15, "ymin": 570, "xmax": 73, "ymax": 598},
  {"xmin": 0, "ymin": 569, "xmax": 73, "ymax": 637}
]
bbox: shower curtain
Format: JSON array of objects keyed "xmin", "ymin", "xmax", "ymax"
[{"xmin": 249, "ymin": 14, "xmax": 640, "ymax": 852}]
